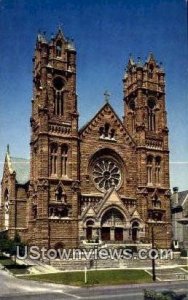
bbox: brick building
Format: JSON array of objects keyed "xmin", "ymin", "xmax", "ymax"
[{"xmin": 0, "ymin": 28, "xmax": 172, "ymax": 249}]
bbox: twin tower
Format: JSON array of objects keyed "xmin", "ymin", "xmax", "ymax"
[{"xmin": 1, "ymin": 28, "xmax": 171, "ymax": 249}]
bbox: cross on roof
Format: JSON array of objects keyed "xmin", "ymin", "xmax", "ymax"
[{"xmin": 104, "ymin": 90, "xmax": 110, "ymax": 103}]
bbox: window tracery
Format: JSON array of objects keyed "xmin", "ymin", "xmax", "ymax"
[{"xmin": 92, "ymin": 157, "xmax": 122, "ymax": 192}]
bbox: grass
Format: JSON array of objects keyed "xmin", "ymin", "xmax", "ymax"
[{"xmin": 21, "ymin": 269, "xmax": 152, "ymax": 286}]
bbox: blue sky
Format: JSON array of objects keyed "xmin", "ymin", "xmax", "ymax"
[{"xmin": 0, "ymin": 0, "xmax": 187, "ymax": 191}]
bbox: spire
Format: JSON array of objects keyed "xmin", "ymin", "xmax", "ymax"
[
  {"xmin": 147, "ymin": 52, "xmax": 156, "ymax": 64},
  {"xmin": 37, "ymin": 31, "xmax": 47, "ymax": 44},
  {"xmin": 55, "ymin": 25, "xmax": 65, "ymax": 40},
  {"xmin": 127, "ymin": 54, "xmax": 135, "ymax": 70},
  {"xmin": 6, "ymin": 144, "xmax": 10, "ymax": 155}
]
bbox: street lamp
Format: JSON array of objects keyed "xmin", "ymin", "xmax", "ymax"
[{"xmin": 151, "ymin": 225, "xmax": 156, "ymax": 281}]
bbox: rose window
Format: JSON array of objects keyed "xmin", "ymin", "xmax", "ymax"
[{"xmin": 92, "ymin": 157, "xmax": 122, "ymax": 192}]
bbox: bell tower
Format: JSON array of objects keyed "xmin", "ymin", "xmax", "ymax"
[
  {"xmin": 123, "ymin": 54, "xmax": 171, "ymax": 248},
  {"xmin": 29, "ymin": 28, "xmax": 79, "ymax": 248}
]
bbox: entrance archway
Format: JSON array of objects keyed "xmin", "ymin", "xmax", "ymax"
[{"xmin": 101, "ymin": 208, "xmax": 125, "ymax": 242}]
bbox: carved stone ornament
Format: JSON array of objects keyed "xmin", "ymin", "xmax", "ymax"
[{"xmin": 71, "ymin": 181, "xmax": 80, "ymax": 192}]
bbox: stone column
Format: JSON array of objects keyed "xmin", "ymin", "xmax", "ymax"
[
  {"xmin": 110, "ymin": 227, "xmax": 115, "ymax": 241},
  {"xmin": 123, "ymin": 228, "xmax": 129, "ymax": 241}
]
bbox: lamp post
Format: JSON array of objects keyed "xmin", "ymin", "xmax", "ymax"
[{"xmin": 151, "ymin": 225, "xmax": 156, "ymax": 281}]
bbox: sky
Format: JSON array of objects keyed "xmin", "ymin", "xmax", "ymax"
[{"xmin": 0, "ymin": 0, "xmax": 187, "ymax": 192}]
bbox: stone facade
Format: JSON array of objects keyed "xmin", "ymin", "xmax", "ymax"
[
  {"xmin": 0, "ymin": 28, "xmax": 172, "ymax": 249},
  {"xmin": 171, "ymin": 187, "xmax": 188, "ymax": 249}
]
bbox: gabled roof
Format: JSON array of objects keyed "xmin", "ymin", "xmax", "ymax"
[
  {"xmin": 5, "ymin": 146, "xmax": 30, "ymax": 185},
  {"xmin": 79, "ymin": 102, "xmax": 136, "ymax": 145},
  {"xmin": 178, "ymin": 190, "xmax": 188, "ymax": 206}
]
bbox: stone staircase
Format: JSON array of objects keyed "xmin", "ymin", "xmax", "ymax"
[
  {"xmin": 49, "ymin": 257, "xmax": 181, "ymax": 271},
  {"xmin": 155, "ymin": 267, "xmax": 188, "ymax": 281}
]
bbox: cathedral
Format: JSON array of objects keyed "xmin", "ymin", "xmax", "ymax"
[{"xmin": 0, "ymin": 28, "xmax": 172, "ymax": 249}]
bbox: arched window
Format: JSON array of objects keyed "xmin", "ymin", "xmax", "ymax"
[
  {"xmin": 4, "ymin": 189, "xmax": 9, "ymax": 229},
  {"xmin": 129, "ymin": 99, "xmax": 136, "ymax": 133},
  {"xmin": 152, "ymin": 195, "xmax": 161, "ymax": 209},
  {"xmin": 56, "ymin": 40, "xmax": 62, "ymax": 57},
  {"xmin": 99, "ymin": 126, "xmax": 104, "ymax": 138},
  {"xmin": 147, "ymin": 155, "xmax": 153, "ymax": 185},
  {"xmin": 99, "ymin": 123, "xmax": 116, "ymax": 140},
  {"xmin": 32, "ymin": 205, "xmax": 37, "ymax": 219},
  {"xmin": 155, "ymin": 156, "xmax": 161, "ymax": 184},
  {"xmin": 110, "ymin": 128, "xmax": 115, "ymax": 139},
  {"xmin": 56, "ymin": 186, "xmax": 63, "ymax": 201},
  {"xmin": 54, "ymin": 91, "xmax": 64, "ymax": 115},
  {"xmin": 148, "ymin": 64, "xmax": 154, "ymax": 79},
  {"xmin": 61, "ymin": 144, "xmax": 68, "ymax": 176},
  {"xmin": 55, "ymin": 186, "xmax": 67, "ymax": 203},
  {"xmin": 86, "ymin": 220, "xmax": 94, "ymax": 241},
  {"xmin": 50, "ymin": 144, "xmax": 58, "ymax": 175},
  {"xmin": 148, "ymin": 98, "xmax": 156, "ymax": 131},
  {"xmin": 53, "ymin": 77, "xmax": 64, "ymax": 116},
  {"xmin": 104, "ymin": 123, "xmax": 110, "ymax": 138}
]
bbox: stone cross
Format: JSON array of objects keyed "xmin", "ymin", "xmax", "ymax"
[{"xmin": 104, "ymin": 90, "xmax": 110, "ymax": 103}]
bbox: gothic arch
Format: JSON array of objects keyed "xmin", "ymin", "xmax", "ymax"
[
  {"xmin": 85, "ymin": 219, "xmax": 95, "ymax": 240},
  {"xmin": 99, "ymin": 203, "xmax": 129, "ymax": 220},
  {"xmin": 100, "ymin": 207, "xmax": 126, "ymax": 242},
  {"xmin": 130, "ymin": 218, "xmax": 144, "ymax": 242}
]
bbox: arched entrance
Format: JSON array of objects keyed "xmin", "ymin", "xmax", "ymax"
[
  {"xmin": 86, "ymin": 220, "xmax": 94, "ymax": 240},
  {"xmin": 132, "ymin": 221, "xmax": 139, "ymax": 242},
  {"xmin": 101, "ymin": 208, "xmax": 125, "ymax": 242}
]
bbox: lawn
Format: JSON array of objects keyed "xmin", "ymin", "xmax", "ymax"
[{"xmin": 21, "ymin": 269, "xmax": 152, "ymax": 286}]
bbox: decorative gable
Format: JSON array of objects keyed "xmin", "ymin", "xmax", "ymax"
[
  {"xmin": 131, "ymin": 209, "xmax": 141, "ymax": 220},
  {"xmin": 96, "ymin": 188, "xmax": 129, "ymax": 218},
  {"xmin": 79, "ymin": 102, "xmax": 135, "ymax": 148},
  {"xmin": 82, "ymin": 205, "xmax": 96, "ymax": 219}
]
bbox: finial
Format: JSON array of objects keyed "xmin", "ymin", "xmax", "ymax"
[
  {"xmin": 57, "ymin": 22, "xmax": 63, "ymax": 32},
  {"xmin": 7, "ymin": 144, "xmax": 10, "ymax": 154},
  {"xmin": 104, "ymin": 90, "xmax": 110, "ymax": 103}
]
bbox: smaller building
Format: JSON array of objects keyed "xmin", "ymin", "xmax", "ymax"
[
  {"xmin": 171, "ymin": 187, "xmax": 188, "ymax": 249},
  {"xmin": 0, "ymin": 145, "xmax": 29, "ymax": 240}
]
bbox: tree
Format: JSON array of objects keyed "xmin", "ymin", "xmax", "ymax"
[{"xmin": 0, "ymin": 231, "xmax": 26, "ymax": 263}]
